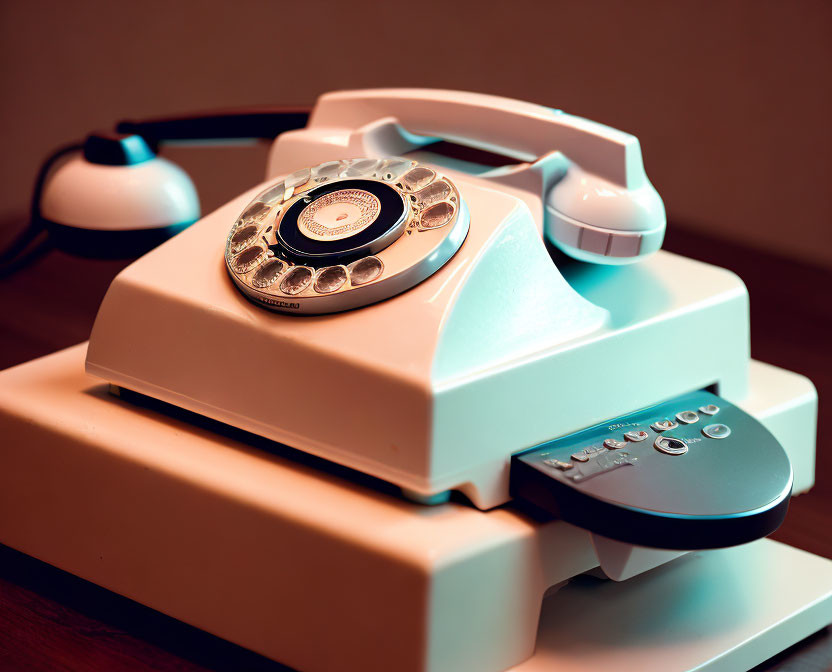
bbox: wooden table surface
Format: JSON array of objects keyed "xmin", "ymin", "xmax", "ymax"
[{"xmin": 0, "ymin": 221, "xmax": 830, "ymax": 671}]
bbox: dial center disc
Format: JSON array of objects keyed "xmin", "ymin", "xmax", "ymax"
[
  {"xmin": 298, "ymin": 189, "xmax": 381, "ymax": 242},
  {"xmin": 276, "ymin": 179, "xmax": 407, "ymax": 265}
]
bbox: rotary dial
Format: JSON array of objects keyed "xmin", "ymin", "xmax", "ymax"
[{"xmin": 225, "ymin": 157, "xmax": 469, "ymax": 315}]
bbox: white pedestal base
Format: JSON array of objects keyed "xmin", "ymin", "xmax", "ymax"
[
  {"xmin": 520, "ymin": 540, "xmax": 832, "ymax": 671},
  {"xmin": 0, "ymin": 344, "xmax": 828, "ymax": 672}
]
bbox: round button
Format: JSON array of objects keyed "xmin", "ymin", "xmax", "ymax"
[
  {"xmin": 654, "ymin": 435, "xmax": 689, "ymax": 455},
  {"xmin": 651, "ymin": 419, "xmax": 678, "ymax": 432},
  {"xmin": 284, "ymin": 167, "xmax": 311, "ymax": 188},
  {"xmin": 624, "ymin": 430, "xmax": 649, "ymax": 442},
  {"xmin": 676, "ymin": 410, "xmax": 700, "ymax": 424},
  {"xmin": 314, "ymin": 265, "xmax": 348, "ymax": 294},
  {"xmin": 231, "ymin": 245, "xmax": 265, "ymax": 273},
  {"xmin": 699, "ymin": 404, "xmax": 720, "ymax": 416},
  {"xmin": 604, "ymin": 438, "xmax": 628, "ymax": 450},
  {"xmin": 349, "ymin": 256, "xmax": 383, "ymax": 285},
  {"xmin": 702, "ymin": 423, "xmax": 731, "ymax": 439},
  {"xmin": 279, "ymin": 266, "xmax": 313, "ymax": 295},
  {"xmin": 420, "ymin": 201, "xmax": 456, "ymax": 229},
  {"xmin": 251, "ymin": 258, "xmax": 286, "ymax": 288},
  {"xmin": 229, "ymin": 224, "xmax": 258, "ymax": 253}
]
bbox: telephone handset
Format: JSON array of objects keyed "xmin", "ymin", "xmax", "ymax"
[{"xmin": 270, "ymin": 89, "xmax": 666, "ymax": 264}]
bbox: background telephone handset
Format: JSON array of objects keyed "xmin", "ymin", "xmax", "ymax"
[{"xmin": 510, "ymin": 390, "xmax": 793, "ymax": 550}]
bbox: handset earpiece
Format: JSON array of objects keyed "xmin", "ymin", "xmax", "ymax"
[{"xmin": 545, "ymin": 163, "xmax": 666, "ymax": 265}]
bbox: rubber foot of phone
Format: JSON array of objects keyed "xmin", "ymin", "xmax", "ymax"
[{"xmin": 400, "ymin": 488, "xmax": 451, "ymax": 506}]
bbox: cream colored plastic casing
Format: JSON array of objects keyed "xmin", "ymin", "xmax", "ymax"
[
  {"xmin": 86, "ymin": 90, "xmax": 743, "ymax": 509},
  {"xmin": 85, "ymin": 194, "xmax": 747, "ymax": 509}
]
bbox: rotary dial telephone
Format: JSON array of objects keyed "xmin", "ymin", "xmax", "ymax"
[{"xmin": 28, "ymin": 89, "xmax": 790, "ymax": 551}]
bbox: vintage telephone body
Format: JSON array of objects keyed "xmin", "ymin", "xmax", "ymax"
[
  {"xmin": 1, "ymin": 89, "xmax": 827, "ymax": 672},
  {"xmin": 86, "ymin": 90, "xmax": 787, "ymax": 541}
]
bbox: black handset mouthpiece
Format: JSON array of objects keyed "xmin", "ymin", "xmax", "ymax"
[{"xmin": 83, "ymin": 132, "xmax": 155, "ymax": 166}]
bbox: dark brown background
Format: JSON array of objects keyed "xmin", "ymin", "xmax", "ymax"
[{"xmin": 1, "ymin": 0, "xmax": 830, "ymax": 266}]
